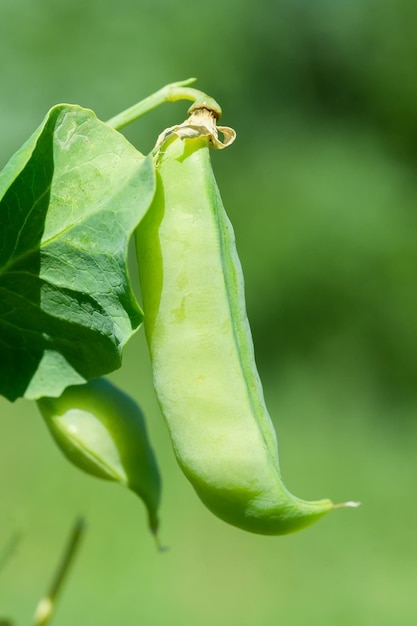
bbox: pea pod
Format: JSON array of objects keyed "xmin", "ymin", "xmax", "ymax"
[
  {"xmin": 37, "ymin": 378, "xmax": 161, "ymax": 536},
  {"xmin": 136, "ymin": 108, "xmax": 357, "ymax": 535}
]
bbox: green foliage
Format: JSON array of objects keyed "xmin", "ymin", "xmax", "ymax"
[
  {"xmin": 0, "ymin": 105, "xmax": 155, "ymax": 401},
  {"xmin": 1, "ymin": 0, "xmax": 417, "ymax": 624}
]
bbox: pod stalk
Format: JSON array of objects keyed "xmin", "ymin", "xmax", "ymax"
[{"xmin": 106, "ymin": 78, "xmax": 223, "ymax": 131}]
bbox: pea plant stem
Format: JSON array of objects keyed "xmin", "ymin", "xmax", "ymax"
[
  {"xmin": 106, "ymin": 78, "xmax": 222, "ymax": 131},
  {"xmin": 33, "ymin": 518, "xmax": 86, "ymax": 626},
  {"xmin": 0, "ymin": 530, "xmax": 21, "ymax": 574}
]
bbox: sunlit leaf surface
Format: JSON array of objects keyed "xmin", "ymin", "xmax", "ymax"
[{"xmin": 0, "ymin": 105, "xmax": 155, "ymax": 401}]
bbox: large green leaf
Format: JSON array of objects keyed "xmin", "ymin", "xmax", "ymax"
[{"xmin": 0, "ymin": 104, "xmax": 155, "ymax": 401}]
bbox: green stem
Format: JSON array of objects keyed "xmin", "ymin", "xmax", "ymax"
[
  {"xmin": 33, "ymin": 518, "xmax": 86, "ymax": 626},
  {"xmin": 0, "ymin": 530, "xmax": 21, "ymax": 574},
  {"xmin": 106, "ymin": 78, "xmax": 222, "ymax": 131}
]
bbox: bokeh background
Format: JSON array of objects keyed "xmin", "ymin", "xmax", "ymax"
[{"xmin": 1, "ymin": 0, "xmax": 417, "ymax": 624}]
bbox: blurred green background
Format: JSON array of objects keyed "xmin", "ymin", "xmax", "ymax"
[{"xmin": 1, "ymin": 0, "xmax": 417, "ymax": 624}]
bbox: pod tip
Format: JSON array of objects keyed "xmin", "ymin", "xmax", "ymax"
[
  {"xmin": 334, "ymin": 500, "xmax": 361, "ymax": 509},
  {"xmin": 150, "ymin": 527, "xmax": 169, "ymax": 553}
]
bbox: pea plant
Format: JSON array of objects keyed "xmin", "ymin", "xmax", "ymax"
[
  {"xmin": 0, "ymin": 77, "xmax": 358, "ymax": 586},
  {"xmin": 1, "ymin": 518, "xmax": 86, "ymax": 625}
]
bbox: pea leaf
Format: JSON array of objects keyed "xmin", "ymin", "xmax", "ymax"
[{"xmin": 0, "ymin": 104, "xmax": 155, "ymax": 401}]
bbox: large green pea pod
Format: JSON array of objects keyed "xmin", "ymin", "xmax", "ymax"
[
  {"xmin": 37, "ymin": 378, "xmax": 161, "ymax": 538},
  {"xmin": 135, "ymin": 107, "xmax": 357, "ymax": 535}
]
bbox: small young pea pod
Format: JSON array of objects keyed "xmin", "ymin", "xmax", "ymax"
[
  {"xmin": 37, "ymin": 378, "xmax": 161, "ymax": 536},
  {"xmin": 136, "ymin": 108, "xmax": 357, "ymax": 535}
]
